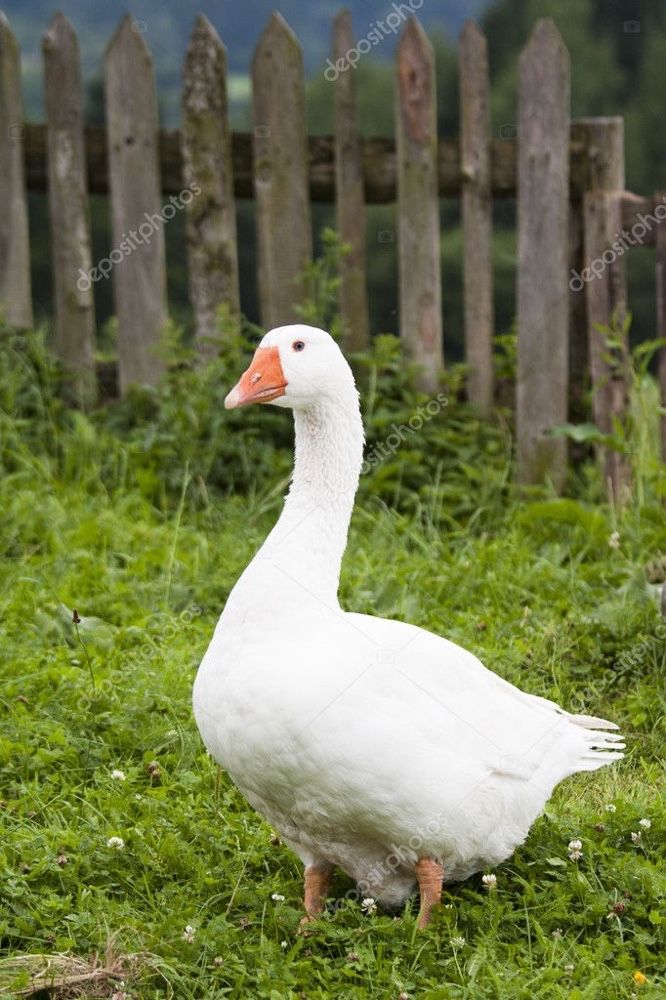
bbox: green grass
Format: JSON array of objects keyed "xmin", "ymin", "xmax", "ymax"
[{"xmin": 0, "ymin": 329, "xmax": 664, "ymax": 999}]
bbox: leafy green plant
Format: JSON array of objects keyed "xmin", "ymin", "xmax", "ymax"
[
  {"xmin": 295, "ymin": 227, "xmax": 347, "ymax": 339},
  {"xmin": 553, "ymin": 318, "xmax": 666, "ymax": 506}
]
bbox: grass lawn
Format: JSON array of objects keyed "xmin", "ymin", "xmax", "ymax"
[{"xmin": 0, "ymin": 331, "xmax": 664, "ymax": 998}]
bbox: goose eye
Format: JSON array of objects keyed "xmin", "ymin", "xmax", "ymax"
[{"xmin": 292, "ymin": 340, "xmax": 305, "ymax": 352}]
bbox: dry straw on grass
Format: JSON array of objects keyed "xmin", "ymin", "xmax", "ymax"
[{"xmin": 0, "ymin": 945, "xmax": 140, "ymax": 998}]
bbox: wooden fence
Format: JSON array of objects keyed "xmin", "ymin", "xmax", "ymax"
[{"xmin": 0, "ymin": 9, "xmax": 665, "ymax": 494}]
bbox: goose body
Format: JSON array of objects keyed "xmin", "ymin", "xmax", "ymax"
[{"xmin": 193, "ymin": 325, "xmax": 623, "ymax": 917}]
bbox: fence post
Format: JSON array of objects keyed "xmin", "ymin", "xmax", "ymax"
[
  {"xmin": 582, "ymin": 190, "xmax": 631, "ymax": 503},
  {"xmin": 459, "ymin": 20, "xmax": 493, "ymax": 415},
  {"xmin": 656, "ymin": 191, "xmax": 666, "ymax": 463},
  {"xmin": 574, "ymin": 117, "xmax": 625, "ymax": 191},
  {"xmin": 570, "ymin": 116, "xmax": 625, "ymax": 417},
  {"xmin": 396, "ymin": 17, "xmax": 443, "ymax": 393},
  {"xmin": 0, "ymin": 14, "xmax": 32, "ymax": 329},
  {"xmin": 516, "ymin": 19, "xmax": 570, "ymax": 490},
  {"xmin": 182, "ymin": 15, "xmax": 239, "ymax": 358},
  {"xmin": 43, "ymin": 13, "xmax": 96, "ymax": 404},
  {"xmin": 570, "ymin": 119, "xmax": 625, "ymax": 422},
  {"xmin": 252, "ymin": 14, "xmax": 312, "ymax": 329},
  {"xmin": 332, "ymin": 10, "xmax": 369, "ymax": 353},
  {"xmin": 576, "ymin": 118, "xmax": 629, "ymax": 501},
  {"xmin": 105, "ymin": 14, "xmax": 168, "ymax": 392}
]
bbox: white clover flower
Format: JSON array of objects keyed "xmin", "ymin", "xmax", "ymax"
[
  {"xmin": 639, "ymin": 818, "xmax": 651, "ymax": 829},
  {"xmin": 551, "ymin": 928, "xmax": 563, "ymax": 940},
  {"xmin": 106, "ymin": 836, "xmax": 125, "ymax": 850},
  {"xmin": 280, "ymin": 940, "xmax": 288, "ymax": 949},
  {"xmin": 182, "ymin": 924, "xmax": 196, "ymax": 943},
  {"xmin": 451, "ymin": 935, "xmax": 465, "ymax": 949},
  {"xmin": 630, "ymin": 831, "xmax": 642, "ymax": 844},
  {"xmin": 605, "ymin": 804, "xmax": 617, "ymax": 813},
  {"xmin": 564, "ymin": 963, "xmax": 575, "ymax": 972},
  {"xmin": 361, "ymin": 897, "xmax": 377, "ymax": 915},
  {"xmin": 481, "ymin": 873, "xmax": 497, "ymax": 891},
  {"xmin": 608, "ymin": 531, "xmax": 621, "ymax": 550},
  {"xmin": 568, "ymin": 838, "xmax": 583, "ymax": 861},
  {"xmin": 111, "ymin": 769, "xmax": 126, "ymax": 781},
  {"xmin": 271, "ymin": 892, "xmax": 285, "ymax": 902}
]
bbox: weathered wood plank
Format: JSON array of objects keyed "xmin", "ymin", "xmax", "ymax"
[
  {"xmin": 516, "ymin": 19, "xmax": 570, "ymax": 490},
  {"xmin": 655, "ymin": 191, "xmax": 666, "ymax": 462},
  {"xmin": 21, "ymin": 123, "xmax": 595, "ymax": 203},
  {"xmin": 568, "ymin": 202, "xmax": 588, "ymax": 420},
  {"xmin": 333, "ymin": 9, "xmax": 369, "ymax": 351},
  {"xmin": 571, "ymin": 117, "xmax": 625, "ymax": 191},
  {"xmin": 618, "ymin": 193, "xmax": 665, "ymax": 248},
  {"xmin": 459, "ymin": 20, "xmax": 493, "ymax": 414},
  {"xmin": 43, "ymin": 12, "xmax": 96, "ymax": 404},
  {"xmin": 105, "ymin": 14, "xmax": 168, "ymax": 391},
  {"xmin": 583, "ymin": 190, "xmax": 631, "ymax": 503},
  {"xmin": 575, "ymin": 118, "xmax": 629, "ymax": 500},
  {"xmin": 396, "ymin": 18, "xmax": 443, "ymax": 392},
  {"xmin": 182, "ymin": 15, "xmax": 239, "ymax": 356},
  {"xmin": 569, "ymin": 120, "xmax": 625, "ymax": 425},
  {"xmin": 252, "ymin": 13, "xmax": 312, "ymax": 328},
  {"xmin": 0, "ymin": 14, "xmax": 32, "ymax": 328}
]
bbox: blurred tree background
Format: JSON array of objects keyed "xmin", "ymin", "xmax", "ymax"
[{"xmin": 6, "ymin": 0, "xmax": 666, "ymax": 357}]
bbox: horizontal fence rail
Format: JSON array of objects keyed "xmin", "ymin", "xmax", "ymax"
[
  {"xmin": 18, "ymin": 121, "xmax": 666, "ymax": 237},
  {"xmin": 17, "ymin": 122, "xmax": 640, "ymax": 205},
  {"xmin": 0, "ymin": 9, "xmax": 664, "ymax": 495}
]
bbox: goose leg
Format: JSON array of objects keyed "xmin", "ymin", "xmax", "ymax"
[
  {"xmin": 415, "ymin": 857, "xmax": 444, "ymax": 928},
  {"xmin": 301, "ymin": 862, "xmax": 334, "ymax": 922}
]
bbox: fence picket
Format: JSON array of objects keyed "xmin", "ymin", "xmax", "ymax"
[
  {"xmin": 656, "ymin": 192, "xmax": 666, "ymax": 462},
  {"xmin": 105, "ymin": 14, "xmax": 168, "ymax": 392},
  {"xmin": 252, "ymin": 14, "xmax": 312, "ymax": 329},
  {"xmin": 396, "ymin": 17, "xmax": 443, "ymax": 393},
  {"xmin": 0, "ymin": 14, "xmax": 32, "ymax": 328},
  {"xmin": 570, "ymin": 117, "xmax": 626, "ymax": 420},
  {"xmin": 182, "ymin": 15, "xmax": 239, "ymax": 357},
  {"xmin": 332, "ymin": 9, "xmax": 369, "ymax": 352},
  {"xmin": 583, "ymin": 190, "xmax": 631, "ymax": 502},
  {"xmin": 516, "ymin": 19, "xmax": 570, "ymax": 490},
  {"xmin": 43, "ymin": 12, "xmax": 96, "ymax": 404},
  {"xmin": 459, "ymin": 20, "xmax": 493, "ymax": 415}
]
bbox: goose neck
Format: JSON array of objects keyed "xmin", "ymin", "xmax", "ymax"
[{"xmin": 263, "ymin": 392, "xmax": 364, "ymax": 604}]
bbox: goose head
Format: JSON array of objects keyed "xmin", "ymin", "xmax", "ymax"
[{"xmin": 224, "ymin": 324, "xmax": 355, "ymax": 411}]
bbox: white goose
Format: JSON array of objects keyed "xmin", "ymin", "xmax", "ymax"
[{"xmin": 193, "ymin": 324, "xmax": 624, "ymax": 927}]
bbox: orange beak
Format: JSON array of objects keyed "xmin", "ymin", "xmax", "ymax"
[{"xmin": 224, "ymin": 346, "xmax": 287, "ymax": 409}]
